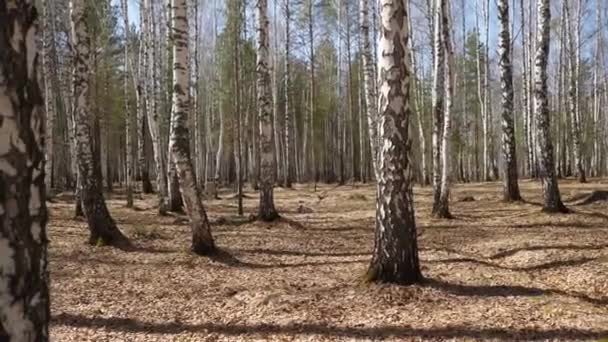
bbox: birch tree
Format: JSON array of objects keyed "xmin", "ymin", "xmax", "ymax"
[
  {"xmin": 498, "ymin": 0, "xmax": 521, "ymax": 201},
  {"xmin": 564, "ymin": 1, "xmax": 586, "ymax": 183},
  {"xmin": 121, "ymin": 0, "xmax": 134, "ymax": 208},
  {"xmin": 143, "ymin": 0, "xmax": 169, "ymax": 214},
  {"xmin": 284, "ymin": 0, "xmax": 294, "ymax": 187},
  {"xmin": 0, "ymin": 0, "xmax": 50, "ymax": 337},
  {"xmin": 70, "ymin": 0, "xmax": 130, "ymax": 247},
  {"xmin": 534, "ymin": 0, "xmax": 567, "ymax": 213},
  {"xmin": 367, "ymin": 0, "xmax": 421, "ymax": 284},
  {"xmin": 42, "ymin": 0, "xmax": 55, "ymax": 196},
  {"xmin": 431, "ymin": 0, "xmax": 445, "ymax": 215},
  {"xmin": 360, "ymin": 0, "xmax": 379, "ymax": 180},
  {"xmin": 168, "ymin": 0, "xmax": 216, "ymax": 254},
  {"xmin": 256, "ymin": 0, "xmax": 279, "ymax": 221},
  {"xmin": 436, "ymin": 0, "xmax": 453, "ymax": 218}
]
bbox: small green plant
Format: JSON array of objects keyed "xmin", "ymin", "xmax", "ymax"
[{"xmin": 96, "ymin": 237, "xmax": 106, "ymax": 247}]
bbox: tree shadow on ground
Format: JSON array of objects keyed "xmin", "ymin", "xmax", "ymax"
[
  {"xmin": 52, "ymin": 312, "xmax": 608, "ymax": 341},
  {"xmin": 208, "ymin": 248, "xmax": 367, "ymax": 270},
  {"xmin": 423, "ymin": 278, "xmax": 608, "ymax": 306},
  {"xmin": 488, "ymin": 243, "xmax": 608, "ymax": 260},
  {"xmin": 427, "ymin": 256, "xmax": 599, "ymax": 272},
  {"xmin": 233, "ymin": 248, "xmax": 370, "ymax": 258}
]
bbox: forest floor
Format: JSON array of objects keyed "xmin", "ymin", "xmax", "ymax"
[{"xmin": 49, "ymin": 179, "xmax": 608, "ymax": 342}]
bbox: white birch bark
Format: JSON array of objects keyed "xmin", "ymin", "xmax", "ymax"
[
  {"xmin": 70, "ymin": 0, "xmax": 130, "ymax": 246},
  {"xmin": 367, "ymin": 0, "xmax": 421, "ymax": 284},
  {"xmin": 168, "ymin": 0, "xmax": 216, "ymax": 254},
  {"xmin": 436, "ymin": 0, "xmax": 453, "ymax": 218},
  {"xmin": 256, "ymin": 0, "xmax": 279, "ymax": 221},
  {"xmin": 533, "ymin": 0, "xmax": 567, "ymax": 213},
  {"xmin": 360, "ymin": 0, "xmax": 379, "ymax": 181},
  {"xmin": 498, "ymin": 0, "xmax": 521, "ymax": 201},
  {"xmin": 121, "ymin": 0, "xmax": 134, "ymax": 207},
  {"xmin": 0, "ymin": 1, "xmax": 50, "ymax": 338}
]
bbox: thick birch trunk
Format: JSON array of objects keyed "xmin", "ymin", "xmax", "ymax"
[
  {"xmin": 0, "ymin": 2, "xmax": 50, "ymax": 337},
  {"xmin": 367, "ymin": 0, "xmax": 421, "ymax": 284}
]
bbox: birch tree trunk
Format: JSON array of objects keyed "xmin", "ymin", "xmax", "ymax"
[
  {"xmin": 70, "ymin": 0, "xmax": 130, "ymax": 247},
  {"xmin": 233, "ymin": 0, "xmax": 243, "ymax": 216},
  {"xmin": 308, "ymin": 0, "xmax": 317, "ymax": 191},
  {"xmin": 42, "ymin": 0, "xmax": 55, "ymax": 196},
  {"xmin": 533, "ymin": 0, "xmax": 567, "ymax": 213},
  {"xmin": 121, "ymin": 0, "xmax": 134, "ymax": 208},
  {"xmin": 256, "ymin": 0, "xmax": 279, "ymax": 221},
  {"xmin": 592, "ymin": 0, "xmax": 601, "ymax": 175},
  {"xmin": 143, "ymin": 0, "xmax": 169, "ymax": 214},
  {"xmin": 564, "ymin": 1, "xmax": 586, "ymax": 183},
  {"xmin": 367, "ymin": 0, "xmax": 421, "ymax": 284},
  {"xmin": 431, "ymin": 0, "xmax": 445, "ymax": 215},
  {"xmin": 284, "ymin": 0, "xmax": 294, "ymax": 187},
  {"xmin": 498, "ymin": 0, "xmax": 522, "ymax": 201},
  {"xmin": 436, "ymin": 0, "xmax": 453, "ymax": 218},
  {"xmin": 360, "ymin": 0, "xmax": 379, "ymax": 181},
  {"xmin": 520, "ymin": 0, "xmax": 532, "ymax": 178},
  {"xmin": 169, "ymin": 0, "xmax": 216, "ymax": 255},
  {"xmin": 0, "ymin": 1, "xmax": 50, "ymax": 337}
]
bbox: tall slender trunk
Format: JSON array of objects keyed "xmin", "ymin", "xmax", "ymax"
[
  {"xmin": 143, "ymin": 0, "xmax": 169, "ymax": 214},
  {"xmin": 42, "ymin": 0, "xmax": 55, "ymax": 196},
  {"xmin": 308, "ymin": 0, "xmax": 316, "ymax": 191},
  {"xmin": 337, "ymin": 0, "xmax": 345, "ymax": 185},
  {"xmin": 431, "ymin": 0, "xmax": 445, "ymax": 214},
  {"xmin": 70, "ymin": 0, "xmax": 130, "ymax": 247},
  {"xmin": 284, "ymin": 0, "xmax": 294, "ymax": 187},
  {"xmin": 256, "ymin": 0, "xmax": 279, "ymax": 221},
  {"xmin": 437, "ymin": 0, "xmax": 454, "ymax": 218},
  {"xmin": 234, "ymin": 0, "xmax": 243, "ymax": 215},
  {"xmin": 498, "ymin": 0, "xmax": 521, "ymax": 201},
  {"xmin": 534, "ymin": 0, "xmax": 567, "ymax": 213},
  {"xmin": 367, "ymin": 0, "xmax": 421, "ymax": 284},
  {"xmin": 121, "ymin": 0, "xmax": 134, "ymax": 208},
  {"xmin": 592, "ymin": 0, "xmax": 601, "ymax": 176},
  {"xmin": 360, "ymin": 0, "xmax": 379, "ymax": 181},
  {"xmin": 564, "ymin": 1, "xmax": 586, "ymax": 183},
  {"xmin": 169, "ymin": 0, "xmax": 216, "ymax": 255},
  {"xmin": 520, "ymin": 0, "xmax": 531, "ymax": 178}
]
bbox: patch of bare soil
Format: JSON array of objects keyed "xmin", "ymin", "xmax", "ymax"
[{"xmin": 49, "ymin": 179, "xmax": 608, "ymax": 341}]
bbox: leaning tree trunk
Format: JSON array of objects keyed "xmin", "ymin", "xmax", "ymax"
[
  {"xmin": 431, "ymin": 0, "xmax": 445, "ymax": 215},
  {"xmin": 498, "ymin": 0, "xmax": 521, "ymax": 201},
  {"xmin": 436, "ymin": 0, "xmax": 453, "ymax": 219},
  {"xmin": 533, "ymin": 0, "xmax": 567, "ymax": 213},
  {"xmin": 367, "ymin": 0, "xmax": 422, "ymax": 284},
  {"xmin": 70, "ymin": 0, "xmax": 130, "ymax": 247},
  {"xmin": 360, "ymin": 0, "xmax": 379, "ymax": 180},
  {"xmin": 256, "ymin": 0, "xmax": 279, "ymax": 221},
  {"xmin": 121, "ymin": 0, "xmax": 134, "ymax": 208},
  {"xmin": 169, "ymin": 0, "xmax": 216, "ymax": 255},
  {"xmin": 0, "ymin": 1, "xmax": 50, "ymax": 338}
]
